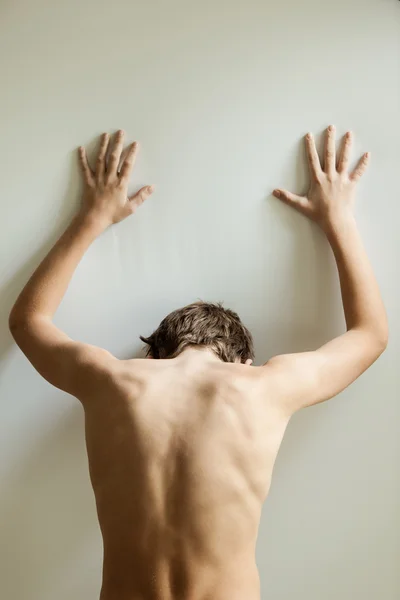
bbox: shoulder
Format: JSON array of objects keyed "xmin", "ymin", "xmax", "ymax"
[
  {"xmin": 213, "ymin": 362, "xmax": 270, "ymax": 395},
  {"xmin": 238, "ymin": 360, "xmax": 297, "ymax": 413},
  {"xmin": 80, "ymin": 356, "xmax": 156, "ymax": 391},
  {"xmin": 72, "ymin": 344, "xmax": 122, "ymax": 400}
]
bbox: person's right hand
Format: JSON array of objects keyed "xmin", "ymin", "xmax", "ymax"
[
  {"xmin": 273, "ymin": 125, "xmax": 370, "ymax": 230},
  {"xmin": 78, "ymin": 130, "xmax": 154, "ymax": 229}
]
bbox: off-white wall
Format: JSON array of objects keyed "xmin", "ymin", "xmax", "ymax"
[{"xmin": 0, "ymin": 1, "xmax": 399, "ymax": 598}]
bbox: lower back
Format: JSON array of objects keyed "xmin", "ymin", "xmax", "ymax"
[{"xmin": 100, "ymin": 553, "xmax": 260, "ymax": 600}]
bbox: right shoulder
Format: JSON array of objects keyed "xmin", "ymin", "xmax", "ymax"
[
  {"xmin": 83, "ymin": 356, "xmax": 155, "ymax": 392},
  {"xmin": 74, "ymin": 349, "xmax": 152, "ymax": 402}
]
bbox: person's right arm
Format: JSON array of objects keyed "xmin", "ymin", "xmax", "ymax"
[{"xmin": 265, "ymin": 125, "xmax": 388, "ymax": 413}]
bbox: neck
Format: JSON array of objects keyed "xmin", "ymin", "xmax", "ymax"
[{"xmin": 175, "ymin": 346, "xmax": 221, "ymax": 362}]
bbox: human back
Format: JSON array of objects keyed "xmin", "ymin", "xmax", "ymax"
[{"xmin": 83, "ymin": 347, "xmax": 289, "ymax": 600}]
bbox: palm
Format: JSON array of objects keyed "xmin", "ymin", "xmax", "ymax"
[{"xmin": 273, "ymin": 126, "xmax": 370, "ymax": 228}]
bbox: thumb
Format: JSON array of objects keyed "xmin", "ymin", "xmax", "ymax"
[
  {"xmin": 128, "ymin": 185, "xmax": 155, "ymax": 211},
  {"xmin": 273, "ymin": 189, "xmax": 309, "ymax": 212}
]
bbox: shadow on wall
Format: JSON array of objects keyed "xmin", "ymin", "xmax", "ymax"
[
  {"xmin": 259, "ymin": 139, "xmax": 341, "ymax": 460},
  {"xmin": 259, "ymin": 134, "xmax": 339, "ymax": 361},
  {"xmin": 0, "ymin": 150, "xmax": 82, "ymax": 365},
  {"xmin": 0, "ymin": 405, "xmax": 100, "ymax": 600}
]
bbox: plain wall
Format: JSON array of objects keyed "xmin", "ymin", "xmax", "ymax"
[{"xmin": 0, "ymin": 1, "xmax": 399, "ymax": 599}]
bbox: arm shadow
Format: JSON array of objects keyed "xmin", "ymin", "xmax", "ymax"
[
  {"xmin": 0, "ymin": 151, "xmax": 82, "ymax": 365},
  {"xmin": 260, "ymin": 136, "xmax": 345, "ymax": 459},
  {"xmin": 260, "ymin": 132, "xmax": 341, "ymax": 358}
]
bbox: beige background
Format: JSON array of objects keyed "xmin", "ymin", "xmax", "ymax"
[{"xmin": 0, "ymin": 0, "xmax": 399, "ymax": 598}]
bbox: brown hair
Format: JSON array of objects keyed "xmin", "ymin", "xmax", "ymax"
[{"xmin": 140, "ymin": 301, "xmax": 254, "ymax": 363}]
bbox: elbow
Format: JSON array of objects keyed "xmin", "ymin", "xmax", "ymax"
[
  {"xmin": 9, "ymin": 310, "xmax": 30, "ymax": 342},
  {"xmin": 376, "ymin": 314, "xmax": 389, "ymax": 353},
  {"xmin": 9, "ymin": 313, "xmax": 23, "ymax": 341},
  {"xmin": 367, "ymin": 323, "xmax": 389, "ymax": 359},
  {"xmin": 353, "ymin": 321, "xmax": 388, "ymax": 364},
  {"xmin": 375, "ymin": 328, "xmax": 389, "ymax": 355}
]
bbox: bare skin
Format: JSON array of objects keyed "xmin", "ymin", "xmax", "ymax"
[{"xmin": 9, "ymin": 127, "xmax": 388, "ymax": 600}]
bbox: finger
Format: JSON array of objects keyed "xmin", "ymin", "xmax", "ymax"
[
  {"xmin": 305, "ymin": 133, "xmax": 322, "ymax": 180},
  {"xmin": 337, "ymin": 131, "xmax": 352, "ymax": 173},
  {"xmin": 273, "ymin": 189, "xmax": 309, "ymax": 211},
  {"xmin": 107, "ymin": 129, "xmax": 125, "ymax": 176},
  {"xmin": 324, "ymin": 125, "xmax": 336, "ymax": 175},
  {"xmin": 117, "ymin": 146, "xmax": 130, "ymax": 173},
  {"xmin": 128, "ymin": 185, "xmax": 155, "ymax": 211},
  {"xmin": 350, "ymin": 152, "xmax": 370, "ymax": 182},
  {"xmin": 78, "ymin": 146, "xmax": 94, "ymax": 184},
  {"xmin": 120, "ymin": 141, "xmax": 139, "ymax": 181},
  {"xmin": 96, "ymin": 133, "xmax": 110, "ymax": 180}
]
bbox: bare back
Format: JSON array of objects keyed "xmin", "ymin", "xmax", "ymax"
[{"xmin": 81, "ymin": 349, "xmax": 289, "ymax": 600}]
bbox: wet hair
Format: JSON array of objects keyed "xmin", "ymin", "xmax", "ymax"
[{"xmin": 140, "ymin": 301, "xmax": 255, "ymax": 364}]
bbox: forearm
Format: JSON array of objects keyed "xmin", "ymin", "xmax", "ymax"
[
  {"xmin": 324, "ymin": 214, "xmax": 388, "ymax": 343},
  {"xmin": 10, "ymin": 214, "xmax": 104, "ymax": 322}
]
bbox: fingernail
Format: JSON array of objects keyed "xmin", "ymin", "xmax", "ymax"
[
  {"xmin": 306, "ymin": 133, "xmax": 312, "ymax": 140},
  {"xmin": 147, "ymin": 185, "xmax": 154, "ymax": 192},
  {"xmin": 364, "ymin": 152, "xmax": 370, "ymax": 158},
  {"xmin": 328, "ymin": 125, "xmax": 335, "ymax": 131},
  {"xmin": 273, "ymin": 189, "xmax": 281, "ymax": 197}
]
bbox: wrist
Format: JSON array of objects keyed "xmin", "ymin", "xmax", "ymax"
[
  {"xmin": 319, "ymin": 210, "xmax": 356, "ymax": 238},
  {"xmin": 74, "ymin": 210, "xmax": 110, "ymax": 237}
]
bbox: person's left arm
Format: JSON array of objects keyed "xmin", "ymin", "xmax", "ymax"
[{"xmin": 9, "ymin": 130, "xmax": 154, "ymax": 397}]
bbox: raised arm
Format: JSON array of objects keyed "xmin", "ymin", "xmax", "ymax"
[
  {"xmin": 9, "ymin": 130, "xmax": 154, "ymax": 397},
  {"xmin": 266, "ymin": 126, "xmax": 388, "ymax": 414}
]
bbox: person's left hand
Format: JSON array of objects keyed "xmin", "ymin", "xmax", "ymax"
[{"xmin": 78, "ymin": 130, "xmax": 154, "ymax": 228}]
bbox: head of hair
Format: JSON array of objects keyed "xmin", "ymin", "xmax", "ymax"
[{"xmin": 140, "ymin": 301, "xmax": 255, "ymax": 364}]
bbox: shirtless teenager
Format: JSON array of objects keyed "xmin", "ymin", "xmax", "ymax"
[{"xmin": 9, "ymin": 126, "xmax": 388, "ymax": 600}]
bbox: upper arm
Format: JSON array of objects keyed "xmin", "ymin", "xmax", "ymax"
[
  {"xmin": 9, "ymin": 315, "xmax": 115, "ymax": 398},
  {"xmin": 263, "ymin": 329, "xmax": 387, "ymax": 414}
]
